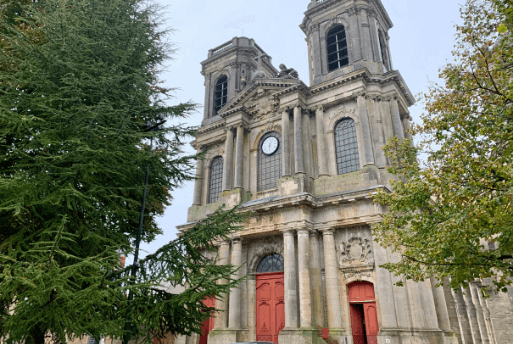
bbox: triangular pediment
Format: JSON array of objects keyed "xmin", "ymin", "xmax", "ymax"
[{"xmin": 218, "ymin": 78, "xmax": 309, "ymax": 117}]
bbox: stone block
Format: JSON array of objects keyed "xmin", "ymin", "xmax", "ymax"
[{"xmin": 278, "ymin": 174, "xmax": 311, "ymax": 197}]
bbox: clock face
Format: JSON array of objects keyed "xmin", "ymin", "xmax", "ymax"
[{"xmin": 262, "ymin": 136, "xmax": 279, "ymax": 155}]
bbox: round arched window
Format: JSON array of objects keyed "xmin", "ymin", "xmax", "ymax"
[{"xmin": 256, "ymin": 254, "xmax": 284, "ymax": 273}]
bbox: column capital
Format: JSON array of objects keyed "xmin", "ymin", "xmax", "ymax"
[
  {"xmin": 309, "ymin": 229, "xmax": 319, "ymax": 238},
  {"xmin": 296, "ymin": 226, "xmax": 312, "ymax": 235},
  {"xmin": 224, "ymin": 125, "xmax": 235, "ymax": 134},
  {"xmin": 316, "ymin": 104, "xmax": 324, "ymax": 112},
  {"xmin": 320, "ymin": 228, "xmax": 335, "ymax": 236},
  {"xmin": 355, "ymin": 90, "xmax": 368, "ymax": 99},
  {"xmin": 279, "ymin": 105, "xmax": 291, "ymax": 113},
  {"xmin": 219, "ymin": 240, "xmax": 231, "ymax": 248},
  {"xmin": 232, "ymin": 237, "xmax": 243, "ymax": 244},
  {"xmin": 282, "ymin": 228, "xmax": 295, "ymax": 236}
]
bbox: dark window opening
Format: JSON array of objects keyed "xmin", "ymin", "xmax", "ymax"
[
  {"xmin": 378, "ymin": 33, "xmax": 388, "ymax": 71},
  {"xmin": 327, "ymin": 25, "xmax": 349, "ymax": 72},
  {"xmin": 208, "ymin": 156, "xmax": 224, "ymax": 203},
  {"xmin": 257, "ymin": 254, "xmax": 284, "ymax": 273},
  {"xmin": 214, "ymin": 75, "xmax": 228, "ymax": 116},
  {"xmin": 334, "ymin": 118, "xmax": 360, "ymax": 175}
]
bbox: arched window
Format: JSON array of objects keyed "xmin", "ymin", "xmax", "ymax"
[
  {"xmin": 334, "ymin": 118, "xmax": 360, "ymax": 175},
  {"xmin": 208, "ymin": 156, "xmax": 224, "ymax": 203},
  {"xmin": 327, "ymin": 25, "xmax": 349, "ymax": 72},
  {"xmin": 258, "ymin": 131, "xmax": 282, "ymax": 191},
  {"xmin": 213, "ymin": 75, "xmax": 228, "ymax": 116},
  {"xmin": 378, "ymin": 31, "xmax": 389, "ymax": 72},
  {"xmin": 257, "ymin": 254, "xmax": 284, "ymax": 273}
]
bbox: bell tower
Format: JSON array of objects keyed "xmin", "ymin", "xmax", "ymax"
[
  {"xmin": 200, "ymin": 37, "xmax": 277, "ymax": 124},
  {"xmin": 300, "ymin": 0, "xmax": 393, "ymax": 86}
]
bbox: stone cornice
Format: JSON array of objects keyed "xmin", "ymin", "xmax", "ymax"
[
  {"xmin": 301, "ymin": 0, "xmax": 393, "ymax": 34},
  {"xmin": 196, "ymin": 119, "xmax": 226, "ymax": 136},
  {"xmin": 309, "ymin": 68, "xmax": 415, "ymax": 106},
  {"xmin": 176, "ymin": 186, "xmax": 387, "ymax": 236}
]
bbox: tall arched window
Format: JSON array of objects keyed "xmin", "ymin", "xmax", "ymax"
[
  {"xmin": 213, "ymin": 75, "xmax": 228, "ymax": 116},
  {"xmin": 327, "ymin": 25, "xmax": 349, "ymax": 72},
  {"xmin": 378, "ymin": 32, "xmax": 389, "ymax": 72},
  {"xmin": 334, "ymin": 118, "xmax": 360, "ymax": 175},
  {"xmin": 258, "ymin": 131, "xmax": 282, "ymax": 191},
  {"xmin": 208, "ymin": 156, "xmax": 224, "ymax": 203},
  {"xmin": 257, "ymin": 254, "xmax": 284, "ymax": 273}
]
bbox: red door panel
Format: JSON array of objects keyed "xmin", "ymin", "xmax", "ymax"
[
  {"xmin": 348, "ymin": 281, "xmax": 376, "ymax": 302},
  {"xmin": 350, "ymin": 304, "xmax": 366, "ymax": 344},
  {"xmin": 364, "ymin": 303, "xmax": 379, "ymax": 344},
  {"xmin": 256, "ymin": 272, "xmax": 284, "ymax": 344},
  {"xmin": 199, "ymin": 297, "xmax": 215, "ymax": 344}
]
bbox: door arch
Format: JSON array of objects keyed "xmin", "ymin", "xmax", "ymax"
[
  {"xmin": 256, "ymin": 254, "xmax": 285, "ymax": 344},
  {"xmin": 348, "ymin": 281, "xmax": 379, "ymax": 344}
]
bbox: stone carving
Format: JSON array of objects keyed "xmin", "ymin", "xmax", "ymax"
[
  {"xmin": 344, "ymin": 271, "xmax": 372, "ymax": 281},
  {"xmin": 276, "ymin": 64, "xmax": 299, "ymax": 79},
  {"xmin": 249, "ymin": 235, "xmax": 284, "ymax": 272},
  {"xmin": 338, "ymin": 237, "xmax": 374, "ymax": 268},
  {"xmin": 204, "ymin": 144, "xmax": 225, "ymax": 163},
  {"xmin": 328, "ymin": 105, "xmax": 356, "ymax": 126},
  {"xmin": 262, "ymin": 120, "xmax": 281, "ymax": 133}
]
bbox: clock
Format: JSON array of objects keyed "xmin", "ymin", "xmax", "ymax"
[{"xmin": 262, "ymin": 136, "xmax": 279, "ymax": 155}]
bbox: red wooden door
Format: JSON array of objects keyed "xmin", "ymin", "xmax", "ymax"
[
  {"xmin": 364, "ymin": 303, "xmax": 379, "ymax": 344},
  {"xmin": 348, "ymin": 282, "xmax": 379, "ymax": 344},
  {"xmin": 350, "ymin": 304, "xmax": 366, "ymax": 344},
  {"xmin": 199, "ymin": 297, "xmax": 215, "ymax": 344},
  {"xmin": 256, "ymin": 272, "xmax": 285, "ymax": 344}
]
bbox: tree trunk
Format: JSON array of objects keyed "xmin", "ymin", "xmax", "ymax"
[{"xmin": 30, "ymin": 325, "xmax": 45, "ymax": 344}]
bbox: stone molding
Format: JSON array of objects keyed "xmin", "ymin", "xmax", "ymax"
[
  {"xmin": 326, "ymin": 105, "xmax": 358, "ymax": 132},
  {"xmin": 247, "ymin": 235, "xmax": 284, "ymax": 273}
]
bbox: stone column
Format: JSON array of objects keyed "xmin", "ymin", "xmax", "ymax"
[
  {"xmin": 203, "ymin": 74, "xmax": 211, "ymax": 119},
  {"xmin": 389, "ymin": 96, "xmax": 405, "ymax": 139},
  {"xmin": 192, "ymin": 151, "xmax": 204, "ymax": 206},
  {"xmin": 297, "ymin": 228, "xmax": 312, "ymax": 328},
  {"xmin": 315, "ymin": 105, "xmax": 329, "ymax": 176},
  {"xmin": 356, "ymin": 93, "xmax": 375, "ymax": 165},
  {"xmin": 282, "ymin": 109, "xmax": 291, "ymax": 177},
  {"xmin": 462, "ymin": 286, "xmax": 483, "ymax": 344},
  {"xmin": 470, "ymin": 282, "xmax": 490, "ymax": 344},
  {"xmin": 283, "ymin": 229, "xmax": 298, "ymax": 329},
  {"xmin": 452, "ymin": 288, "xmax": 475, "ymax": 344},
  {"xmin": 228, "ymin": 238, "xmax": 243, "ymax": 328},
  {"xmin": 359, "ymin": 8, "xmax": 374, "ymax": 61},
  {"xmin": 430, "ymin": 277, "xmax": 452, "ymax": 333},
  {"xmin": 234, "ymin": 125, "xmax": 244, "ymax": 189},
  {"xmin": 403, "ymin": 115, "xmax": 413, "ymax": 139},
  {"xmin": 309, "ymin": 230, "xmax": 324, "ymax": 328},
  {"xmin": 222, "ymin": 127, "xmax": 234, "ymax": 191},
  {"xmin": 214, "ymin": 241, "xmax": 231, "ymax": 330},
  {"xmin": 294, "ymin": 106, "xmax": 304, "ymax": 174},
  {"xmin": 248, "ymin": 276, "xmax": 257, "ymax": 341},
  {"xmin": 371, "ymin": 241, "xmax": 399, "ymax": 330},
  {"xmin": 321, "ymin": 229, "xmax": 343, "ymax": 329}
]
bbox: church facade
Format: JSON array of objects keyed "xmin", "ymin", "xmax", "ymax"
[{"xmin": 175, "ymin": 1, "xmax": 513, "ymax": 344}]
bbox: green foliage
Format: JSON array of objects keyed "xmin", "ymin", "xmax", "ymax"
[
  {"xmin": 0, "ymin": 0, "xmax": 247, "ymax": 342},
  {"xmin": 373, "ymin": 0, "xmax": 513, "ymax": 291}
]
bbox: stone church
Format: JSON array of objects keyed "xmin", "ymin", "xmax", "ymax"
[{"xmin": 175, "ymin": 1, "xmax": 513, "ymax": 344}]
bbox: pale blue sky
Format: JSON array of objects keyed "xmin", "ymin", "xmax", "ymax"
[{"xmin": 136, "ymin": 0, "xmax": 464, "ymax": 259}]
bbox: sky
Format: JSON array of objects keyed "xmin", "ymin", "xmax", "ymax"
[{"xmin": 135, "ymin": 0, "xmax": 465, "ymax": 260}]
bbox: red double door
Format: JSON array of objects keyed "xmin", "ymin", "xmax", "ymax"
[
  {"xmin": 348, "ymin": 282, "xmax": 379, "ymax": 344},
  {"xmin": 256, "ymin": 272, "xmax": 285, "ymax": 344},
  {"xmin": 199, "ymin": 297, "xmax": 215, "ymax": 344}
]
